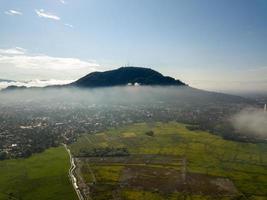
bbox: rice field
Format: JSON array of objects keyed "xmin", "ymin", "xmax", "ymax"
[
  {"xmin": 70, "ymin": 122, "xmax": 267, "ymax": 200},
  {"xmin": 0, "ymin": 146, "xmax": 78, "ymax": 200}
]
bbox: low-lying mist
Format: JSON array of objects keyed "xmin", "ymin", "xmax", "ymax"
[
  {"xmin": 0, "ymin": 86, "xmax": 262, "ymax": 142},
  {"xmin": 231, "ymin": 107, "xmax": 267, "ymax": 137},
  {"xmin": 0, "ymin": 86, "xmax": 189, "ymax": 106},
  {"xmin": 0, "ymin": 86, "xmax": 249, "ymax": 107}
]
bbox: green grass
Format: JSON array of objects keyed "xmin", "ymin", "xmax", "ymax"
[
  {"xmin": 0, "ymin": 146, "xmax": 78, "ymax": 200},
  {"xmin": 70, "ymin": 122, "xmax": 267, "ymax": 200}
]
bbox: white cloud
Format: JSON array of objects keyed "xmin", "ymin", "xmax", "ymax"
[
  {"xmin": 0, "ymin": 48, "xmax": 99, "ymax": 71},
  {"xmin": 35, "ymin": 9, "xmax": 60, "ymax": 21},
  {"xmin": 0, "ymin": 47, "xmax": 101, "ymax": 80},
  {"xmin": 0, "ymin": 55, "xmax": 99, "ymax": 71},
  {"xmin": 0, "ymin": 47, "xmax": 101, "ymax": 81},
  {"xmin": 64, "ymin": 23, "xmax": 73, "ymax": 28},
  {"xmin": 231, "ymin": 108, "xmax": 267, "ymax": 137},
  {"xmin": 59, "ymin": 0, "xmax": 66, "ymax": 4},
  {"xmin": 0, "ymin": 47, "xmax": 26, "ymax": 55},
  {"xmin": 0, "ymin": 48, "xmax": 100, "ymax": 82},
  {"xmin": 5, "ymin": 10, "xmax": 22, "ymax": 16},
  {"xmin": 0, "ymin": 79, "xmax": 75, "ymax": 90}
]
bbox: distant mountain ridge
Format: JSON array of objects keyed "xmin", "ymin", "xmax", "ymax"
[
  {"xmin": 1, "ymin": 67, "xmax": 255, "ymax": 106},
  {"xmin": 0, "ymin": 79, "xmax": 14, "ymax": 82},
  {"xmin": 71, "ymin": 67, "xmax": 186, "ymax": 87}
]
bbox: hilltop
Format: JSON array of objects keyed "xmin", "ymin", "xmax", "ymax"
[{"xmin": 71, "ymin": 67, "xmax": 186, "ymax": 87}]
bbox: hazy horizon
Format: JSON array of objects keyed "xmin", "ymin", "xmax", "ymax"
[{"xmin": 0, "ymin": 67, "xmax": 267, "ymax": 94}]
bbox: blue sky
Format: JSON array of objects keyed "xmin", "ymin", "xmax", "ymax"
[{"xmin": 0, "ymin": 0, "xmax": 267, "ymax": 92}]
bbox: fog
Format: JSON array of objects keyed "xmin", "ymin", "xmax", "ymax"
[
  {"xmin": 0, "ymin": 86, "xmax": 263, "ymax": 142},
  {"xmin": 231, "ymin": 107, "xmax": 267, "ymax": 137},
  {"xmin": 0, "ymin": 86, "xmax": 181, "ymax": 108},
  {"xmin": 0, "ymin": 86, "xmax": 248, "ymax": 108}
]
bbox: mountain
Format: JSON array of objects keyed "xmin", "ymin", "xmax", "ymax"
[
  {"xmin": 0, "ymin": 79, "xmax": 14, "ymax": 82},
  {"xmin": 1, "ymin": 67, "xmax": 255, "ymax": 106},
  {"xmin": 3, "ymin": 85, "xmax": 27, "ymax": 91},
  {"xmin": 71, "ymin": 67, "xmax": 186, "ymax": 87}
]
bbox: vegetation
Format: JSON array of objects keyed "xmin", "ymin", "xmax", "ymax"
[
  {"xmin": 0, "ymin": 151, "xmax": 7, "ymax": 160},
  {"xmin": 145, "ymin": 130, "xmax": 154, "ymax": 137},
  {"xmin": 79, "ymin": 147, "xmax": 130, "ymax": 157},
  {"xmin": 0, "ymin": 146, "xmax": 77, "ymax": 200},
  {"xmin": 73, "ymin": 66, "xmax": 185, "ymax": 87},
  {"xmin": 70, "ymin": 122, "xmax": 267, "ymax": 200}
]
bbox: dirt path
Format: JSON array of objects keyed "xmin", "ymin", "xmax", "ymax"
[
  {"xmin": 63, "ymin": 144, "xmax": 85, "ymax": 200},
  {"xmin": 181, "ymin": 157, "xmax": 187, "ymax": 183}
]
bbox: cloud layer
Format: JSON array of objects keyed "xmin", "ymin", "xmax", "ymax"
[
  {"xmin": 0, "ymin": 47, "xmax": 26, "ymax": 55},
  {"xmin": 0, "ymin": 47, "xmax": 99, "ymax": 70},
  {"xmin": 0, "ymin": 47, "xmax": 100, "ymax": 80},
  {"xmin": 0, "ymin": 54, "xmax": 98, "ymax": 71}
]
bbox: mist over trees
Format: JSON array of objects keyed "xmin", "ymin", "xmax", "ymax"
[{"xmin": 0, "ymin": 86, "xmax": 264, "ymax": 159}]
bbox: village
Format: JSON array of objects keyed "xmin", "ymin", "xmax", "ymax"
[{"xmin": 0, "ymin": 95, "xmax": 256, "ymax": 160}]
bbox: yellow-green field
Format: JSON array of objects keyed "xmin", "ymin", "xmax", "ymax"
[
  {"xmin": 0, "ymin": 146, "xmax": 78, "ymax": 200},
  {"xmin": 70, "ymin": 122, "xmax": 267, "ymax": 200}
]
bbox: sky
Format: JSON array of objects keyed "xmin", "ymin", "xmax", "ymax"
[{"xmin": 0, "ymin": 0, "xmax": 267, "ymax": 92}]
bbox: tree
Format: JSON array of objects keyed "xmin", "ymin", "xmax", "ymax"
[
  {"xmin": 0, "ymin": 151, "xmax": 7, "ymax": 160},
  {"xmin": 145, "ymin": 131, "xmax": 154, "ymax": 137}
]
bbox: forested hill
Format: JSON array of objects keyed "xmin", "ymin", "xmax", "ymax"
[{"xmin": 71, "ymin": 67, "xmax": 186, "ymax": 87}]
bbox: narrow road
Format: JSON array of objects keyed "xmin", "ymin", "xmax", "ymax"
[
  {"xmin": 63, "ymin": 144, "xmax": 85, "ymax": 200},
  {"xmin": 181, "ymin": 157, "xmax": 187, "ymax": 184}
]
